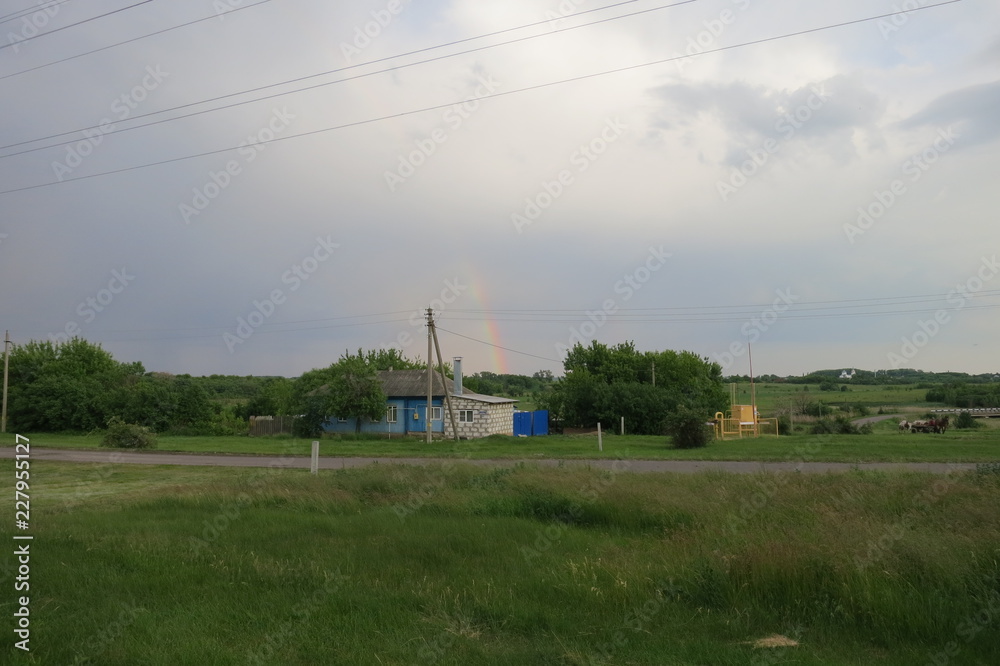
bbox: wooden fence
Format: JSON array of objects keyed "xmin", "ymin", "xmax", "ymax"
[{"xmin": 248, "ymin": 415, "xmax": 298, "ymax": 437}]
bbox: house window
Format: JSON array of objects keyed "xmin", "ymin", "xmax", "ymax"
[
  {"xmin": 459, "ymin": 410, "xmax": 474, "ymax": 423},
  {"xmin": 386, "ymin": 405, "xmax": 398, "ymax": 423},
  {"xmin": 431, "ymin": 406, "xmax": 443, "ymax": 421},
  {"xmin": 337, "ymin": 417, "xmax": 347, "ymax": 423}
]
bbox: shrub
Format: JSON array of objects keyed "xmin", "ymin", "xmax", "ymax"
[
  {"xmin": 954, "ymin": 411, "xmax": 984, "ymax": 430},
  {"xmin": 777, "ymin": 415, "xmax": 791, "ymax": 436},
  {"xmin": 666, "ymin": 406, "xmax": 712, "ymax": 449},
  {"xmin": 101, "ymin": 416, "xmax": 157, "ymax": 449},
  {"xmin": 811, "ymin": 415, "xmax": 870, "ymax": 435}
]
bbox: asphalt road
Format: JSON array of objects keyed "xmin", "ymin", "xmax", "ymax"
[{"xmin": 0, "ymin": 448, "xmax": 976, "ymax": 475}]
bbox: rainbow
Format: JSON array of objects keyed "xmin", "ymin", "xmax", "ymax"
[{"xmin": 466, "ymin": 278, "xmax": 509, "ymax": 374}]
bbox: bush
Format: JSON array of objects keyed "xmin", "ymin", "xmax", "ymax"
[
  {"xmin": 666, "ymin": 406, "xmax": 712, "ymax": 449},
  {"xmin": 777, "ymin": 415, "xmax": 792, "ymax": 436},
  {"xmin": 101, "ymin": 416, "xmax": 157, "ymax": 449},
  {"xmin": 810, "ymin": 415, "xmax": 870, "ymax": 436},
  {"xmin": 954, "ymin": 411, "xmax": 984, "ymax": 430}
]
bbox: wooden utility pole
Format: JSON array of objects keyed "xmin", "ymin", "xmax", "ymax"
[
  {"xmin": 651, "ymin": 361, "xmax": 655, "ymax": 387},
  {"xmin": 426, "ymin": 308, "xmax": 433, "ymax": 443},
  {"xmin": 748, "ymin": 341, "xmax": 758, "ymax": 437},
  {"xmin": 428, "ymin": 315, "xmax": 459, "ymax": 441},
  {"xmin": 1, "ymin": 330, "xmax": 9, "ymax": 433}
]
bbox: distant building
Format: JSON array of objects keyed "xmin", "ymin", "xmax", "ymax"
[
  {"xmin": 322, "ymin": 359, "xmax": 516, "ymax": 438},
  {"xmin": 839, "ymin": 369, "xmax": 856, "ymax": 380}
]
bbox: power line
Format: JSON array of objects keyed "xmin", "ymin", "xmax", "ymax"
[
  {"xmin": 448, "ymin": 289, "xmax": 1000, "ymax": 314},
  {"xmin": 435, "ymin": 325, "xmax": 562, "ymax": 364},
  {"xmin": 0, "ymin": 0, "xmax": 693, "ymax": 156},
  {"xmin": 0, "ymin": 1, "xmax": 965, "ymax": 196},
  {"xmin": 439, "ymin": 302, "xmax": 1000, "ymax": 324},
  {"xmin": 0, "ymin": 0, "xmax": 74, "ymax": 26},
  {"xmin": 0, "ymin": 0, "xmax": 274, "ymax": 82},
  {"xmin": 0, "ymin": 0, "xmax": 154, "ymax": 51}
]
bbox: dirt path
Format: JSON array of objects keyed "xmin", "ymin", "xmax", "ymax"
[
  {"xmin": 852, "ymin": 414, "xmax": 902, "ymax": 426},
  {"xmin": 1, "ymin": 448, "xmax": 976, "ymax": 475}
]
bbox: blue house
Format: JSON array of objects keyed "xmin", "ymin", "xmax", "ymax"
[{"xmin": 321, "ymin": 363, "xmax": 517, "ymax": 438}]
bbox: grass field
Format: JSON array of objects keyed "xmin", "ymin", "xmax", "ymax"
[
  {"xmin": 731, "ymin": 382, "xmax": 937, "ymax": 414},
  {"xmin": 5, "ymin": 416, "xmax": 1000, "ymax": 463},
  {"xmin": 1, "ymin": 460, "xmax": 998, "ymax": 664}
]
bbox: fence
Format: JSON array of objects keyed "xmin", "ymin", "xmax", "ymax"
[
  {"xmin": 248, "ymin": 415, "xmax": 298, "ymax": 437},
  {"xmin": 513, "ymin": 410, "xmax": 549, "ymax": 437}
]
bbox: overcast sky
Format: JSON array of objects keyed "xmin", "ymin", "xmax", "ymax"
[{"xmin": 1, "ymin": 0, "xmax": 998, "ymax": 379}]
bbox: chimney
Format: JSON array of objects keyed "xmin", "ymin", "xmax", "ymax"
[{"xmin": 453, "ymin": 357, "xmax": 463, "ymax": 396}]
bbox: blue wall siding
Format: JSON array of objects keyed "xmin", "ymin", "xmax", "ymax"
[{"xmin": 322, "ymin": 397, "xmax": 444, "ymax": 435}]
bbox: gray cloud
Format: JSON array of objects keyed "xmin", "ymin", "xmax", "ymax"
[{"xmin": 899, "ymin": 79, "xmax": 1000, "ymax": 149}]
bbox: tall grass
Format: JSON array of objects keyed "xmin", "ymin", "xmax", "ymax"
[{"xmin": 2, "ymin": 460, "xmax": 998, "ymax": 664}]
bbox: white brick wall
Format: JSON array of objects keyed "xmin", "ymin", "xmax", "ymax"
[{"xmin": 443, "ymin": 397, "xmax": 514, "ymax": 439}]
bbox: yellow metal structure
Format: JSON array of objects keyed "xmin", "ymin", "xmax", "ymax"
[{"xmin": 713, "ymin": 404, "xmax": 779, "ymax": 440}]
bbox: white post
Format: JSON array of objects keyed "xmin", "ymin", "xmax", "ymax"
[
  {"xmin": 620, "ymin": 416, "xmax": 624, "ymax": 436},
  {"xmin": 311, "ymin": 440, "xmax": 319, "ymax": 475},
  {"xmin": 597, "ymin": 422, "xmax": 603, "ymax": 452}
]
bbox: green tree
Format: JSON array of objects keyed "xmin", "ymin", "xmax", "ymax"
[
  {"xmin": 555, "ymin": 341, "xmax": 726, "ymax": 435},
  {"xmin": 362, "ymin": 348, "xmax": 424, "ymax": 371},
  {"xmin": 292, "ymin": 350, "xmax": 388, "ymax": 435},
  {"xmin": 7, "ymin": 338, "xmax": 143, "ymax": 431}
]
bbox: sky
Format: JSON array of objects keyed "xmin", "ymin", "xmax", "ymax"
[{"xmin": 1, "ymin": 0, "xmax": 998, "ymax": 379}]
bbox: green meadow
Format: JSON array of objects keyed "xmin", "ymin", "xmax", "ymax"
[
  {"xmin": 1, "ymin": 460, "xmax": 999, "ymax": 664},
  {"xmin": 7, "ymin": 414, "xmax": 1000, "ymax": 463}
]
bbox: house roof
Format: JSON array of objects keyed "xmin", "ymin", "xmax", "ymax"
[
  {"xmin": 377, "ymin": 369, "xmax": 516, "ymax": 403},
  {"xmin": 377, "ymin": 369, "xmax": 447, "ymax": 397},
  {"xmin": 451, "ymin": 391, "xmax": 517, "ymax": 405}
]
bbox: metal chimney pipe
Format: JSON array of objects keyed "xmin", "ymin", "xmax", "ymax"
[{"xmin": 453, "ymin": 357, "xmax": 463, "ymax": 396}]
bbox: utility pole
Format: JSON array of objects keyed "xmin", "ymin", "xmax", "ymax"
[
  {"xmin": 651, "ymin": 360, "xmax": 655, "ymax": 387},
  {"xmin": 429, "ymin": 315, "xmax": 459, "ymax": 441},
  {"xmin": 1, "ymin": 330, "xmax": 9, "ymax": 433},
  {"xmin": 748, "ymin": 341, "xmax": 758, "ymax": 437},
  {"xmin": 426, "ymin": 308, "xmax": 433, "ymax": 444}
]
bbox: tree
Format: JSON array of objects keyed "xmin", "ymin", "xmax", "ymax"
[
  {"xmin": 6, "ymin": 338, "xmax": 143, "ymax": 431},
  {"xmin": 555, "ymin": 341, "xmax": 727, "ymax": 435},
  {"xmin": 362, "ymin": 348, "xmax": 424, "ymax": 371},
  {"xmin": 292, "ymin": 350, "xmax": 388, "ymax": 435}
]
